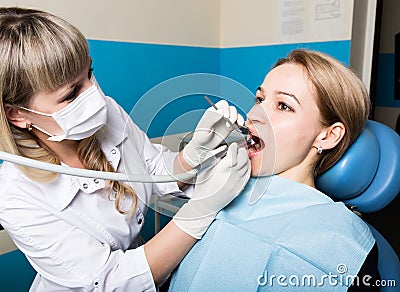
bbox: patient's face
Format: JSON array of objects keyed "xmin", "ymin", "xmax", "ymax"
[{"xmin": 245, "ymin": 63, "xmax": 324, "ymax": 180}]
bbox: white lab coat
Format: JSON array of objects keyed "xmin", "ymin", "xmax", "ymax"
[{"xmin": 0, "ymin": 96, "xmax": 186, "ymax": 291}]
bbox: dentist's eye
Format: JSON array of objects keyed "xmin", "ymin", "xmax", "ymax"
[
  {"xmin": 62, "ymin": 87, "xmax": 78, "ymax": 103},
  {"xmin": 255, "ymin": 96, "xmax": 264, "ymax": 104},
  {"xmin": 88, "ymin": 67, "xmax": 94, "ymax": 79},
  {"xmin": 277, "ymin": 102, "xmax": 292, "ymax": 112}
]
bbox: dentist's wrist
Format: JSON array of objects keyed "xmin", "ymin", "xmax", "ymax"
[
  {"xmin": 173, "ymin": 204, "xmax": 217, "ymax": 239},
  {"xmin": 182, "ymin": 141, "xmax": 209, "ymax": 167}
]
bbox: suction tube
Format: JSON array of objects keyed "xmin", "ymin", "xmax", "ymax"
[
  {"xmin": 0, "ymin": 146, "xmax": 229, "ymax": 183},
  {"xmin": 0, "ymin": 150, "xmax": 197, "ymax": 183}
]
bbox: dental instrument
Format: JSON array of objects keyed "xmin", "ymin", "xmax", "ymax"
[
  {"xmin": 203, "ymin": 96, "xmax": 261, "ymax": 149},
  {"xmin": 0, "ymin": 146, "xmax": 227, "ymax": 183},
  {"xmin": 203, "ymin": 96, "xmax": 249, "ymax": 135}
]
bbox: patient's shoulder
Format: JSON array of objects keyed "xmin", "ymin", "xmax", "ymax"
[{"xmin": 289, "ymin": 202, "xmax": 373, "ymax": 239}]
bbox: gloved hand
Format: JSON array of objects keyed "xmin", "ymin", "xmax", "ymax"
[
  {"xmin": 182, "ymin": 100, "xmax": 245, "ymax": 167},
  {"xmin": 173, "ymin": 142, "xmax": 250, "ymax": 239}
]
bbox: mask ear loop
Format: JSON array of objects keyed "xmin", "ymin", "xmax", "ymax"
[{"xmin": 17, "ymin": 105, "xmax": 65, "ymax": 140}]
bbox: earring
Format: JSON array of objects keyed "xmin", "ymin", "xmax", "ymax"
[
  {"xmin": 26, "ymin": 123, "xmax": 32, "ymax": 131},
  {"xmin": 317, "ymin": 146, "xmax": 323, "ymax": 154}
]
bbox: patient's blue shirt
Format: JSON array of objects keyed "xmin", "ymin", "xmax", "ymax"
[{"xmin": 169, "ymin": 175, "xmax": 375, "ymax": 291}]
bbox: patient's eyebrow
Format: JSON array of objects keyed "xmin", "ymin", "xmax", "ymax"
[{"xmin": 276, "ymin": 90, "xmax": 301, "ymax": 105}]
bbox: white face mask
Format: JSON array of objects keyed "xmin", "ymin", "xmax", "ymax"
[{"xmin": 19, "ymin": 84, "xmax": 107, "ymax": 142}]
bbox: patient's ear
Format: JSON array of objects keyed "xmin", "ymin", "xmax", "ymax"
[
  {"xmin": 314, "ymin": 122, "xmax": 345, "ymax": 151},
  {"xmin": 4, "ymin": 103, "xmax": 31, "ymax": 129}
]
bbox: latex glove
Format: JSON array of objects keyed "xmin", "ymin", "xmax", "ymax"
[
  {"xmin": 173, "ymin": 142, "xmax": 250, "ymax": 239},
  {"xmin": 182, "ymin": 100, "xmax": 245, "ymax": 167}
]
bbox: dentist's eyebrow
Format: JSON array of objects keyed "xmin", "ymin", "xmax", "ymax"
[
  {"xmin": 276, "ymin": 90, "xmax": 301, "ymax": 105},
  {"xmin": 256, "ymin": 86, "xmax": 266, "ymax": 96}
]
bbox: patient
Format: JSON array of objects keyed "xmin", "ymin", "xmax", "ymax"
[{"xmin": 168, "ymin": 49, "xmax": 380, "ymax": 291}]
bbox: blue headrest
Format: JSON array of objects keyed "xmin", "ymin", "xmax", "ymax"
[{"xmin": 316, "ymin": 120, "xmax": 400, "ymax": 213}]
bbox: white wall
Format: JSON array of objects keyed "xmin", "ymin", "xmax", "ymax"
[
  {"xmin": 350, "ymin": 0, "xmax": 377, "ymax": 93},
  {"xmin": 220, "ymin": 0, "xmax": 354, "ymax": 47},
  {"xmin": 0, "ymin": 230, "xmax": 16, "ymax": 255},
  {"xmin": 1, "ymin": 0, "xmax": 354, "ymax": 48},
  {"xmin": 0, "ymin": 0, "xmax": 221, "ymax": 47}
]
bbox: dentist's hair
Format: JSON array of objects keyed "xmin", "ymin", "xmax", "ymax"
[
  {"xmin": 0, "ymin": 7, "xmax": 137, "ymax": 215},
  {"xmin": 274, "ymin": 49, "xmax": 371, "ymax": 177}
]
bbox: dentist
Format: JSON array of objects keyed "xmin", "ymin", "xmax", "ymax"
[{"xmin": 0, "ymin": 7, "xmax": 250, "ymax": 291}]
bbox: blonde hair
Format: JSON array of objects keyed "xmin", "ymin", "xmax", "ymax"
[
  {"xmin": 274, "ymin": 49, "xmax": 371, "ymax": 177},
  {"xmin": 0, "ymin": 7, "xmax": 137, "ymax": 215}
]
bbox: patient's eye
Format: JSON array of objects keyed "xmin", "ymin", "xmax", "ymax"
[{"xmin": 277, "ymin": 102, "xmax": 292, "ymax": 112}]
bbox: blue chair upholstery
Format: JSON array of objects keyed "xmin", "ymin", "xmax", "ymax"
[{"xmin": 316, "ymin": 120, "xmax": 400, "ymax": 290}]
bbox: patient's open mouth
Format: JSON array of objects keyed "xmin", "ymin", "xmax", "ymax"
[{"xmin": 246, "ymin": 132, "xmax": 265, "ymax": 153}]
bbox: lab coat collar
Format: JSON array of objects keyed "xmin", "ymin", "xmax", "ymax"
[
  {"xmin": 39, "ymin": 174, "xmax": 81, "ymax": 211},
  {"xmin": 41, "ymin": 146, "xmax": 123, "ymax": 212}
]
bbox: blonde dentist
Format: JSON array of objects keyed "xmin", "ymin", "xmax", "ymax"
[{"xmin": 0, "ymin": 7, "xmax": 250, "ymax": 291}]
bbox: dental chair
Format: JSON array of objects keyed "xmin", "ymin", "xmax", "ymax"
[{"xmin": 316, "ymin": 120, "xmax": 400, "ymax": 291}]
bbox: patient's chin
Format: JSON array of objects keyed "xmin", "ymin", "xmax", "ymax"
[
  {"xmin": 250, "ymin": 159, "xmax": 262, "ymax": 176},
  {"xmin": 249, "ymin": 151, "xmax": 276, "ymax": 177}
]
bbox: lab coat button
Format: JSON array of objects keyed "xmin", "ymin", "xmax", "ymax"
[
  {"xmin": 111, "ymin": 149, "xmax": 117, "ymax": 154},
  {"xmin": 83, "ymin": 183, "xmax": 88, "ymax": 189},
  {"xmin": 94, "ymin": 179, "xmax": 99, "ymax": 184}
]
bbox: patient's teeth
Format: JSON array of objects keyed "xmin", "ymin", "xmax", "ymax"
[
  {"xmin": 246, "ymin": 133, "xmax": 264, "ymax": 152},
  {"xmin": 246, "ymin": 137, "xmax": 257, "ymax": 148}
]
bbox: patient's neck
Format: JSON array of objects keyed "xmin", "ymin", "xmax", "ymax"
[{"xmin": 277, "ymin": 168, "xmax": 315, "ymax": 188}]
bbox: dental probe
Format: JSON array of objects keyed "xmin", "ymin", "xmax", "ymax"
[
  {"xmin": 0, "ymin": 146, "xmax": 227, "ymax": 183},
  {"xmin": 203, "ymin": 96, "xmax": 249, "ymax": 135},
  {"xmin": 203, "ymin": 96, "xmax": 261, "ymax": 150}
]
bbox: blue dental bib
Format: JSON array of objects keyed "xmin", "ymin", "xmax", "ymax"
[{"xmin": 169, "ymin": 175, "xmax": 375, "ymax": 291}]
